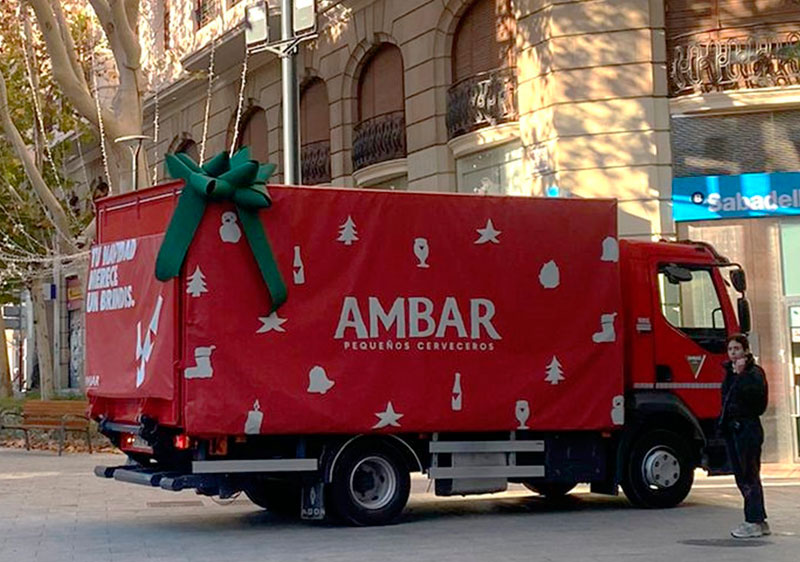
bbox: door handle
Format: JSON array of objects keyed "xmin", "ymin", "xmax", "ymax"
[{"xmin": 656, "ymin": 365, "xmax": 673, "ymax": 383}]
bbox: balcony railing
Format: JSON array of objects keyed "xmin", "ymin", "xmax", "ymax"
[
  {"xmin": 301, "ymin": 139, "xmax": 331, "ymax": 185},
  {"xmin": 669, "ymin": 30, "xmax": 800, "ymax": 96},
  {"xmin": 446, "ymin": 67, "xmax": 518, "ymax": 140},
  {"xmin": 352, "ymin": 110, "xmax": 407, "ymax": 171}
]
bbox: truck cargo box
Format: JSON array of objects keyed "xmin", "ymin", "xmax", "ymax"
[{"xmin": 87, "ymin": 183, "xmax": 624, "ymax": 436}]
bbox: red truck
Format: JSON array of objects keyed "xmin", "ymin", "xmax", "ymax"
[{"xmin": 88, "ymin": 179, "xmax": 750, "ymax": 525}]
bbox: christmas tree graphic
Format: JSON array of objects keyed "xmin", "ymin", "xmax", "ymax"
[
  {"xmin": 337, "ymin": 215, "xmax": 359, "ymax": 245},
  {"xmin": 186, "ymin": 266, "xmax": 208, "ymax": 297},
  {"xmin": 545, "ymin": 356, "xmax": 565, "ymax": 385}
]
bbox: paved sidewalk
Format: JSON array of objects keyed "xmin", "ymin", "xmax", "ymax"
[{"xmin": 2, "ymin": 449, "xmax": 799, "ymax": 562}]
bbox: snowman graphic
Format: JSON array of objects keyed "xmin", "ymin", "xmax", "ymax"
[{"xmin": 219, "ymin": 211, "xmax": 242, "ymax": 243}]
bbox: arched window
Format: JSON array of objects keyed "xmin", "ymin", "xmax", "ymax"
[
  {"xmin": 300, "ymin": 79, "xmax": 331, "ymax": 184},
  {"xmin": 176, "ymin": 139, "xmax": 200, "ymax": 162},
  {"xmin": 447, "ymin": 0, "xmax": 518, "ymax": 140},
  {"xmin": 452, "ymin": 0, "xmax": 514, "ymax": 82},
  {"xmin": 353, "ymin": 43, "xmax": 407, "ymax": 171},
  {"xmin": 236, "ymin": 107, "xmax": 269, "ymax": 164}
]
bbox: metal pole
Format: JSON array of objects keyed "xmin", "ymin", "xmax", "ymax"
[{"xmin": 281, "ymin": 0, "xmax": 301, "ymax": 184}]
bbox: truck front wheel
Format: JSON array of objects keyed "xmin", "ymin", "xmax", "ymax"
[
  {"xmin": 328, "ymin": 440, "xmax": 410, "ymax": 526},
  {"xmin": 621, "ymin": 429, "xmax": 694, "ymax": 508}
]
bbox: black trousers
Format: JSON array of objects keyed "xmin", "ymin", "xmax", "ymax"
[{"xmin": 724, "ymin": 419, "xmax": 767, "ymax": 523}]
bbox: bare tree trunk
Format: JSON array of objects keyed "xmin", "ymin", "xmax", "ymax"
[
  {"xmin": 31, "ymin": 281, "xmax": 54, "ymax": 400},
  {"xmin": 0, "ymin": 318, "xmax": 12, "ymax": 398}
]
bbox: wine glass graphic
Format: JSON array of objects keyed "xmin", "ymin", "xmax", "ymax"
[
  {"xmin": 515, "ymin": 400, "xmax": 530, "ymax": 430},
  {"xmin": 414, "ymin": 238, "xmax": 430, "ymax": 268}
]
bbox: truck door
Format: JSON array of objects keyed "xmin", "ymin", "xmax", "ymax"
[{"xmin": 650, "ymin": 263, "xmax": 731, "ymax": 420}]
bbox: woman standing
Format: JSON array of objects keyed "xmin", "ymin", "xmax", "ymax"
[{"xmin": 719, "ymin": 333, "xmax": 770, "ymax": 539}]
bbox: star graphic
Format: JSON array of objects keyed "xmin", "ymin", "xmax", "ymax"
[
  {"xmin": 373, "ymin": 401, "xmax": 403, "ymax": 429},
  {"xmin": 474, "ymin": 219, "xmax": 501, "ymax": 244},
  {"xmin": 256, "ymin": 312, "xmax": 288, "ymax": 334}
]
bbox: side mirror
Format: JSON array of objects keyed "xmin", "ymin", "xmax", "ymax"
[
  {"xmin": 730, "ymin": 269, "xmax": 747, "ymax": 292},
  {"xmin": 737, "ymin": 297, "xmax": 751, "ymax": 334},
  {"xmin": 663, "ymin": 264, "xmax": 693, "ymax": 284}
]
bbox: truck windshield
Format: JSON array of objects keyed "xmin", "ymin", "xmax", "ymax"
[{"xmin": 658, "ymin": 266, "xmax": 727, "ymax": 353}]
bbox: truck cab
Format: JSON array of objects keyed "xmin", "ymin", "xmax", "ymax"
[{"xmin": 617, "ymin": 239, "xmax": 748, "ymax": 506}]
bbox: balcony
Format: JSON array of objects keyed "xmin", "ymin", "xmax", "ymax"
[
  {"xmin": 446, "ymin": 68, "xmax": 518, "ymax": 140},
  {"xmin": 301, "ymin": 140, "xmax": 331, "ymax": 185},
  {"xmin": 352, "ymin": 111, "xmax": 407, "ymax": 171},
  {"xmin": 669, "ymin": 30, "xmax": 800, "ymax": 97}
]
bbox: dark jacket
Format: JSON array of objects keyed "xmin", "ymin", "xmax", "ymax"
[{"xmin": 719, "ymin": 354, "xmax": 768, "ymax": 431}]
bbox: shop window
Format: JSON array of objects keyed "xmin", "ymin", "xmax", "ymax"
[
  {"xmin": 781, "ymin": 222, "xmax": 800, "ymax": 296},
  {"xmin": 455, "ymin": 141, "xmax": 524, "ymax": 195}
]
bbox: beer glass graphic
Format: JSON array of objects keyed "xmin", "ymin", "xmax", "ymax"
[
  {"xmin": 414, "ymin": 238, "xmax": 430, "ymax": 268},
  {"xmin": 515, "ymin": 400, "xmax": 530, "ymax": 430}
]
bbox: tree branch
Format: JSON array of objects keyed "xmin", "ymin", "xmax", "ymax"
[
  {"xmin": 110, "ymin": 0, "xmax": 141, "ymax": 71},
  {"xmin": 51, "ymin": 0, "xmax": 90, "ymax": 94},
  {"xmin": 28, "ymin": 0, "xmax": 104, "ymax": 130},
  {"xmin": 0, "ymin": 69, "xmax": 77, "ymax": 254}
]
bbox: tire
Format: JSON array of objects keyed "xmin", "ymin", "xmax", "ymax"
[
  {"xmin": 245, "ymin": 478, "xmax": 301, "ymax": 517},
  {"xmin": 621, "ymin": 429, "xmax": 694, "ymax": 508},
  {"xmin": 328, "ymin": 439, "xmax": 410, "ymax": 526},
  {"xmin": 523, "ymin": 482, "xmax": 576, "ymax": 499}
]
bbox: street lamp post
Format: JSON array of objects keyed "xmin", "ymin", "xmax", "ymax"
[
  {"xmin": 114, "ymin": 135, "xmax": 151, "ymax": 191},
  {"xmin": 281, "ymin": 0, "xmax": 301, "ymax": 185}
]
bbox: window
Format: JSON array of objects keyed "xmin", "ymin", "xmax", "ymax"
[
  {"xmin": 176, "ymin": 139, "xmax": 200, "ymax": 163},
  {"xmin": 658, "ymin": 266, "xmax": 727, "ymax": 352},
  {"xmin": 456, "ymin": 141, "xmax": 524, "ymax": 195},
  {"xmin": 300, "ymin": 79, "xmax": 331, "ymax": 184},
  {"xmin": 236, "ymin": 108, "xmax": 269, "ymax": 164},
  {"xmin": 196, "ymin": 0, "xmax": 219, "ymax": 28},
  {"xmin": 353, "ymin": 43, "xmax": 407, "ymax": 171},
  {"xmin": 452, "ymin": 0, "xmax": 514, "ymax": 82},
  {"xmin": 781, "ymin": 221, "xmax": 800, "ymax": 296}
]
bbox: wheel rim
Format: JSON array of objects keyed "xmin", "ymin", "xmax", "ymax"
[
  {"xmin": 349, "ymin": 456, "xmax": 397, "ymax": 510},
  {"xmin": 642, "ymin": 446, "xmax": 681, "ymax": 489}
]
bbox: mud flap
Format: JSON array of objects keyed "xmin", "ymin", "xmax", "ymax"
[{"xmin": 301, "ymin": 480, "xmax": 325, "ymax": 520}]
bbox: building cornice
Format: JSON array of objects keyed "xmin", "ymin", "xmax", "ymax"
[
  {"xmin": 670, "ymin": 87, "xmax": 800, "ymax": 117},
  {"xmin": 352, "ymin": 158, "xmax": 408, "ymax": 187},
  {"xmin": 447, "ymin": 122, "xmax": 520, "ymax": 159}
]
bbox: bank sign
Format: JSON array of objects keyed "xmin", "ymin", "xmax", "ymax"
[{"xmin": 673, "ymin": 171, "xmax": 800, "ymax": 221}]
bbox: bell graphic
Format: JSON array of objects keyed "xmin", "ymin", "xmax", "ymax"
[
  {"xmin": 307, "ymin": 366, "xmax": 335, "ymax": 395},
  {"xmin": 601, "ymin": 236, "xmax": 619, "ymax": 262}
]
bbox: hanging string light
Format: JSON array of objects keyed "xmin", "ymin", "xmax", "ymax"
[{"xmin": 199, "ymin": 38, "xmax": 217, "ymax": 165}]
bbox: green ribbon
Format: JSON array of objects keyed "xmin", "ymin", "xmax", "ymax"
[{"xmin": 155, "ymin": 147, "xmax": 287, "ymax": 312}]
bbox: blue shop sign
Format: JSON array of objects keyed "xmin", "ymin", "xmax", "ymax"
[{"xmin": 672, "ymin": 171, "xmax": 800, "ymax": 221}]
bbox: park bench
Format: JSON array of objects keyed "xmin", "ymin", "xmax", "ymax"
[{"xmin": 0, "ymin": 400, "xmax": 92, "ymax": 455}]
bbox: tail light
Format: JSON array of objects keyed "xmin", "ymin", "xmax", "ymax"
[
  {"xmin": 120, "ymin": 432, "xmax": 153, "ymax": 453},
  {"xmin": 174, "ymin": 434, "xmax": 191, "ymax": 450}
]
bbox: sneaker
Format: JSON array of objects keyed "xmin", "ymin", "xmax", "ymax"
[
  {"xmin": 731, "ymin": 522, "xmax": 763, "ymax": 539},
  {"xmin": 760, "ymin": 521, "xmax": 771, "ymax": 536}
]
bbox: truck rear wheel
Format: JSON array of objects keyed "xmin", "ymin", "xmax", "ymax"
[
  {"xmin": 245, "ymin": 479, "xmax": 300, "ymax": 517},
  {"xmin": 523, "ymin": 482, "xmax": 576, "ymax": 499},
  {"xmin": 621, "ymin": 429, "xmax": 694, "ymax": 508},
  {"xmin": 328, "ymin": 440, "xmax": 410, "ymax": 526}
]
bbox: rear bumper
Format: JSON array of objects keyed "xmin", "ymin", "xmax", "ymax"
[{"xmin": 94, "ymin": 464, "xmax": 212, "ymax": 491}]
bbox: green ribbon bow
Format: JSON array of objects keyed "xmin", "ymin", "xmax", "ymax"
[{"xmin": 155, "ymin": 147, "xmax": 287, "ymax": 312}]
